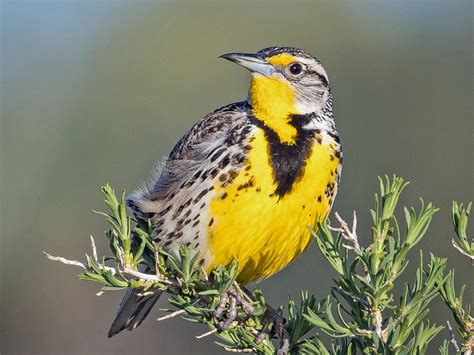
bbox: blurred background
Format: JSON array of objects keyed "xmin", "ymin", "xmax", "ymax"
[{"xmin": 1, "ymin": 1, "xmax": 472, "ymax": 354}]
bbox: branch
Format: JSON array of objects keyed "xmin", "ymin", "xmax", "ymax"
[
  {"xmin": 43, "ymin": 252, "xmax": 88, "ymax": 270},
  {"xmin": 452, "ymin": 239, "xmax": 474, "ymax": 262},
  {"xmin": 447, "ymin": 321, "xmax": 460, "ymax": 352},
  {"xmin": 329, "ymin": 211, "xmax": 361, "ymax": 253}
]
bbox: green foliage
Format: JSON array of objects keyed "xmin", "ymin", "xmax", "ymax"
[
  {"xmin": 437, "ymin": 202, "xmax": 473, "ymax": 354},
  {"xmin": 309, "ymin": 176, "xmax": 446, "ymax": 354},
  {"xmin": 451, "ymin": 202, "xmax": 474, "ymax": 260},
  {"xmin": 45, "ymin": 177, "xmax": 473, "ymax": 354}
]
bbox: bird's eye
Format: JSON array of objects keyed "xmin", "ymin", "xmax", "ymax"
[{"xmin": 289, "ymin": 62, "xmax": 303, "ymax": 75}]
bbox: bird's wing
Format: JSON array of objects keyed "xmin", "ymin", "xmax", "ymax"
[
  {"xmin": 112, "ymin": 103, "xmax": 251, "ymax": 336},
  {"xmin": 127, "ymin": 101, "xmax": 251, "ymax": 216},
  {"xmin": 168, "ymin": 101, "xmax": 249, "ymax": 161}
]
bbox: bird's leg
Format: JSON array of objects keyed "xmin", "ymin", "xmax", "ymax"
[
  {"xmin": 230, "ymin": 286, "xmax": 254, "ymax": 317},
  {"xmin": 274, "ymin": 312, "xmax": 290, "ymax": 355},
  {"xmin": 214, "ymin": 285, "xmax": 255, "ymax": 331},
  {"xmin": 219, "ymin": 294, "xmax": 237, "ymax": 330},
  {"xmin": 213, "ymin": 287, "xmax": 290, "ymax": 352},
  {"xmin": 255, "ymin": 304, "xmax": 290, "ymax": 355},
  {"xmin": 213, "ymin": 292, "xmax": 229, "ymax": 320},
  {"xmin": 238, "ymin": 287, "xmax": 290, "ymax": 353},
  {"xmin": 213, "ymin": 289, "xmax": 238, "ymax": 331}
]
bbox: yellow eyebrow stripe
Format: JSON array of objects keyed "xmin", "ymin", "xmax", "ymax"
[{"xmin": 266, "ymin": 53, "xmax": 296, "ymax": 66}]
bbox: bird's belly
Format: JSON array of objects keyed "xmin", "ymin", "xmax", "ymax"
[{"xmin": 206, "ymin": 130, "xmax": 340, "ymax": 284}]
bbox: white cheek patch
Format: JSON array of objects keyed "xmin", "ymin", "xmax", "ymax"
[
  {"xmin": 296, "ymin": 100, "xmax": 321, "ymax": 115},
  {"xmin": 295, "ymin": 88, "xmax": 329, "ymax": 115}
]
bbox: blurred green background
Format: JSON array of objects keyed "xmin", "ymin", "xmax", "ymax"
[{"xmin": 1, "ymin": 1, "xmax": 472, "ymax": 354}]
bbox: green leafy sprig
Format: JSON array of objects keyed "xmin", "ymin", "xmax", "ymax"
[
  {"xmin": 438, "ymin": 202, "xmax": 473, "ymax": 354},
  {"xmin": 45, "ymin": 177, "xmax": 473, "ymax": 354},
  {"xmin": 307, "ymin": 176, "xmax": 446, "ymax": 354}
]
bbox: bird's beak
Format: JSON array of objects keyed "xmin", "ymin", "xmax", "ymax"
[{"xmin": 220, "ymin": 52, "xmax": 275, "ymax": 76}]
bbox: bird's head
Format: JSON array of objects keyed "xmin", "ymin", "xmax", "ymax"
[{"xmin": 221, "ymin": 47, "xmax": 331, "ymax": 120}]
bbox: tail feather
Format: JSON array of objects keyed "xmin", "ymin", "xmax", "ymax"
[
  {"xmin": 108, "ymin": 287, "xmax": 162, "ymax": 337},
  {"xmin": 108, "ymin": 195, "xmax": 162, "ymax": 337}
]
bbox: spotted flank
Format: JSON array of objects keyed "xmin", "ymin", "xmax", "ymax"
[{"xmin": 109, "ymin": 46, "xmax": 342, "ymax": 336}]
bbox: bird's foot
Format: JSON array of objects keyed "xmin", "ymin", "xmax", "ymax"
[
  {"xmin": 213, "ymin": 286, "xmax": 255, "ymax": 331},
  {"xmin": 255, "ymin": 304, "xmax": 290, "ymax": 355}
]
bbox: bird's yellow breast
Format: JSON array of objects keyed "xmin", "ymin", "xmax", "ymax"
[{"xmin": 206, "ymin": 129, "xmax": 340, "ymax": 284}]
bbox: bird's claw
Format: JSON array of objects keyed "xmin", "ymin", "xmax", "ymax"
[
  {"xmin": 255, "ymin": 305, "xmax": 290, "ymax": 355},
  {"xmin": 213, "ymin": 287, "xmax": 255, "ymax": 331}
]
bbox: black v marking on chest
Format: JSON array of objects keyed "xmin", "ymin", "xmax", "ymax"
[{"xmin": 249, "ymin": 113, "xmax": 316, "ymax": 197}]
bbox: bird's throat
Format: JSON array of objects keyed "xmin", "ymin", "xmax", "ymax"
[{"xmin": 249, "ymin": 76, "xmax": 298, "ymax": 144}]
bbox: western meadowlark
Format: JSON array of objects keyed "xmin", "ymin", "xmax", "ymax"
[{"xmin": 109, "ymin": 46, "xmax": 342, "ymax": 337}]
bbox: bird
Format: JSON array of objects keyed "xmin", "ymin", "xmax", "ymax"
[{"xmin": 108, "ymin": 46, "xmax": 342, "ymax": 337}]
